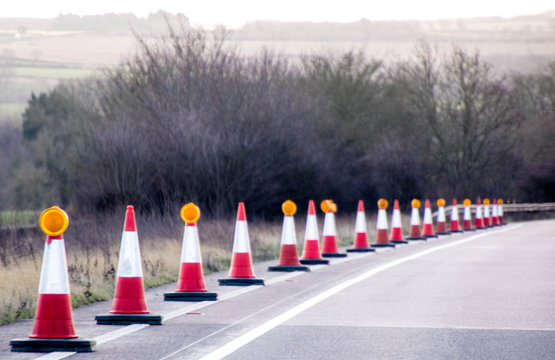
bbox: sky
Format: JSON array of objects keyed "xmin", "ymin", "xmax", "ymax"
[{"xmin": 3, "ymin": 1, "xmax": 555, "ymax": 27}]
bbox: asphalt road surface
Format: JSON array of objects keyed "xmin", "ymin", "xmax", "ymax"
[{"xmin": 1, "ymin": 220, "xmax": 554, "ymax": 359}]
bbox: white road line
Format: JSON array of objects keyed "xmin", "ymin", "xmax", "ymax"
[
  {"xmin": 34, "ymin": 352, "xmax": 76, "ymax": 360},
  {"xmin": 199, "ymin": 225, "xmax": 521, "ymax": 360}
]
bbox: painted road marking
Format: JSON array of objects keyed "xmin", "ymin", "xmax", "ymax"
[{"xmin": 199, "ymin": 225, "xmax": 522, "ymax": 360}]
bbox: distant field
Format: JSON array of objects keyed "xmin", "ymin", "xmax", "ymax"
[{"xmin": 7, "ymin": 66, "xmax": 94, "ymax": 79}]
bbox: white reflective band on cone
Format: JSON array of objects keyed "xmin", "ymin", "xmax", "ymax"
[
  {"xmin": 38, "ymin": 239, "xmax": 70, "ymax": 294},
  {"xmin": 423, "ymin": 206, "xmax": 433, "ymax": 224},
  {"xmin": 391, "ymin": 209, "xmax": 402, "ymax": 228},
  {"xmin": 451, "ymin": 206, "xmax": 460, "ymax": 221},
  {"xmin": 232, "ymin": 220, "xmax": 251, "ymax": 253},
  {"xmin": 322, "ymin": 212, "xmax": 336, "ymax": 236},
  {"xmin": 438, "ymin": 207, "xmax": 446, "ymax": 222},
  {"xmin": 354, "ymin": 210, "xmax": 367, "ymax": 233},
  {"xmin": 484, "ymin": 205, "xmax": 490, "ymax": 218},
  {"xmin": 476, "ymin": 205, "xmax": 483, "ymax": 218},
  {"xmin": 281, "ymin": 216, "xmax": 297, "ymax": 245},
  {"xmin": 304, "ymin": 215, "xmax": 319, "ymax": 240},
  {"xmin": 410, "ymin": 208, "xmax": 421, "ymax": 226},
  {"xmin": 376, "ymin": 209, "xmax": 388, "ymax": 230},
  {"xmin": 116, "ymin": 231, "xmax": 144, "ymax": 278},
  {"xmin": 498, "ymin": 205, "xmax": 503, "ymax": 217},
  {"xmin": 492, "ymin": 204, "xmax": 498, "ymax": 217},
  {"xmin": 464, "ymin": 206, "xmax": 471, "ymax": 220},
  {"xmin": 181, "ymin": 225, "xmax": 202, "ymax": 263}
]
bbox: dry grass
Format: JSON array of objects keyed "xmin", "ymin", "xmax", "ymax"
[{"xmin": 2, "ymin": 210, "xmax": 416, "ymax": 325}]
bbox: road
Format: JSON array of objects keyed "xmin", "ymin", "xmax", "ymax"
[{"xmin": 1, "ymin": 220, "xmax": 555, "ymax": 359}]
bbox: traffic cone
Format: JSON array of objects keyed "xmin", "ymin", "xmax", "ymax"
[
  {"xmin": 462, "ymin": 199, "xmax": 475, "ymax": 231},
  {"xmin": 347, "ymin": 200, "xmax": 376, "ymax": 252},
  {"xmin": 406, "ymin": 199, "xmax": 426, "ymax": 240},
  {"xmin": 96, "ymin": 205, "xmax": 162, "ymax": 325},
  {"xmin": 435, "ymin": 198, "xmax": 450, "ymax": 235},
  {"xmin": 372, "ymin": 199, "xmax": 395, "ymax": 248},
  {"xmin": 497, "ymin": 199, "xmax": 506, "ymax": 225},
  {"xmin": 10, "ymin": 207, "xmax": 95, "ymax": 353},
  {"xmin": 268, "ymin": 200, "xmax": 310, "ymax": 271},
  {"xmin": 321, "ymin": 200, "xmax": 347, "ymax": 257},
  {"xmin": 300, "ymin": 200, "xmax": 329, "ymax": 265},
  {"xmin": 449, "ymin": 199, "xmax": 463, "ymax": 233},
  {"xmin": 474, "ymin": 198, "xmax": 485, "ymax": 229},
  {"xmin": 164, "ymin": 203, "xmax": 217, "ymax": 301},
  {"xmin": 218, "ymin": 203, "xmax": 265, "ymax": 285},
  {"xmin": 390, "ymin": 199, "xmax": 408, "ymax": 244},
  {"xmin": 483, "ymin": 198, "xmax": 492, "ymax": 227},
  {"xmin": 422, "ymin": 199, "xmax": 438, "ymax": 238},
  {"xmin": 491, "ymin": 198, "xmax": 500, "ymax": 226}
]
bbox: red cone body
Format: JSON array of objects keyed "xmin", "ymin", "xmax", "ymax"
[
  {"xmin": 175, "ymin": 223, "xmax": 207, "ymax": 292},
  {"xmin": 390, "ymin": 200, "xmax": 404, "ymax": 241},
  {"xmin": 475, "ymin": 199, "xmax": 484, "ymax": 229},
  {"xmin": 421, "ymin": 200, "xmax": 436, "ymax": 237},
  {"xmin": 30, "ymin": 234, "xmax": 77, "ymax": 339},
  {"xmin": 277, "ymin": 215, "xmax": 302, "ymax": 265},
  {"xmin": 375, "ymin": 209, "xmax": 390, "ymax": 244},
  {"xmin": 450, "ymin": 199, "xmax": 461, "ymax": 232},
  {"xmin": 228, "ymin": 203, "xmax": 256, "ymax": 278},
  {"xmin": 322, "ymin": 211, "xmax": 339, "ymax": 253},
  {"xmin": 352, "ymin": 200, "xmax": 370, "ymax": 248},
  {"xmin": 301, "ymin": 201, "xmax": 326, "ymax": 261},
  {"xmin": 111, "ymin": 205, "xmax": 149, "ymax": 314}
]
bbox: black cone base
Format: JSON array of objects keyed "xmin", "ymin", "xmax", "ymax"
[
  {"xmin": 436, "ymin": 232, "xmax": 451, "ymax": 235},
  {"xmin": 164, "ymin": 291, "xmax": 218, "ymax": 301},
  {"xmin": 450, "ymin": 230, "xmax": 463, "ymax": 233},
  {"xmin": 391, "ymin": 240, "xmax": 409, "ymax": 244},
  {"xmin": 300, "ymin": 258, "xmax": 330, "ymax": 265},
  {"xmin": 424, "ymin": 235, "xmax": 439, "ymax": 238},
  {"xmin": 463, "ymin": 228, "xmax": 476, "ymax": 232},
  {"xmin": 372, "ymin": 243, "xmax": 396, "ymax": 248},
  {"xmin": 95, "ymin": 313, "xmax": 163, "ymax": 325},
  {"xmin": 11, "ymin": 338, "xmax": 96, "ymax": 352},
  {"xmin": 406, "ymin": 237, "xmax": 427, "ymax": 241},
  {"xmin": 346, "ymin": 248, "xmax": 376, "ymax": 253},
  {"xmin": 218, "ymin": 278, "xmax": 265, "ymax": 286},
  {"xmin": 268, "ymin": 264, "xmax": 310, "ymax": 272},
  {"xmin": 322, "ymin": 253, "xmax": 347, "ymax": 258}
]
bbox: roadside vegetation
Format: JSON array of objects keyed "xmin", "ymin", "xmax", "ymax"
[{"xmin": 0, "ymin": 22, "xmax": 553, "ymax": 325}]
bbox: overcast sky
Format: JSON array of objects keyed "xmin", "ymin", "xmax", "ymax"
[{"xmin": 4, "ymin": 1, "xmax": 555, "ymax": 27}]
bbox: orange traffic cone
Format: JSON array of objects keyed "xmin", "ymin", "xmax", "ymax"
[
  {"xmin": 390, "ymin": 199, "xmax": 408, "ymax": 244},
  {"xmin": 10, "ymin": 207, "xmax": 95, "ymax": 352},
  {"xmin": 491, "ymin": 198, "xmax": 500, "ymax": 226},
  {"xmin": 474, "ymin": 198, "xmax": 485, "ymax": 229},
  {"xmin": 347, "ymin": 200, "xmax": 376, "ymax": 252},
  {"xmin": 497, "ymin": 199, "xmax": 506, "ymax": 225},
  {"xmin": 462, "ymin": 199, "xmax": 475, "ymax": 231},
  {"xmin": 164, "ymin": 203, "xmax": 217, "ymax": 301},
  {"xmin": 406, "ymin": 199, "xmax": 426, "ymax": 240},
  {"xmin": 321, "ymin": 200, "xmax": 347, "ymax": 257},
  {"xmin": 96, "ymin": 205, "xmax": 162, "ymax": 325},
  {"xmin": 435, "ymin": 198, "xmax": 450, "ymax": 235},
  {"xmin": 483, "ymin": 198, "xmax": 492, "ymax": 227},
  {"xmin": 422, "ymin": 199, "xmax": 438, "ymax": 238},
  {"xmin": 372, "ymin": 199, "xmax": 395, "ymax": 248},
  {"xmin": 269, "ymin": 200, "xmax": 310, "ymax": 271},
  {"xmin": 218, "ymin": 203, "xmax": 265, "ymax": 285},
  {"xmin": 449, "ymin": 199, "xmax": 462, "ymax": 233},
  {"xmin": 300, "ymin": 200, "xmax": 329, "ymax": 265}
]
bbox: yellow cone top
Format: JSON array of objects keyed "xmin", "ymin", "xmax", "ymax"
[
  {"xmin": 377, "ymin": 198, "xmax": 388, "ymax": 210},
  {"xmin": 331, "ymin": 202, "xmax": 338, "ymax": 213},
  {"xmin": 411, "ymin": 199, "xmax": 421, "ymax": 208},
  {"xmin": 320, "ymin": 199, "xmax": 333, "ymax": 213},
  {"xmin": 39, "ymin": 206, "xmax": 69, "ymax": 236},
  {"xmin": 497, "ymin": 199, "xmax": 504, "ymax": 205},
  {"xmin": 463, "ymin": 199, "xmax": 471, "ymax": 206},
  {"xmin": 180, "ymin": 203, "xmax": 201, "ymax": 224},
  {"xmin": 483, "ymin": 198, "xmax": 490, "ymax": 205},
  {"xmin": 437, "ymin": 198, "xmax": 446, "ymax": 207},
  {"xmin": 282, "ymin": 200, "xmax": 297, "ymax": 216}
]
